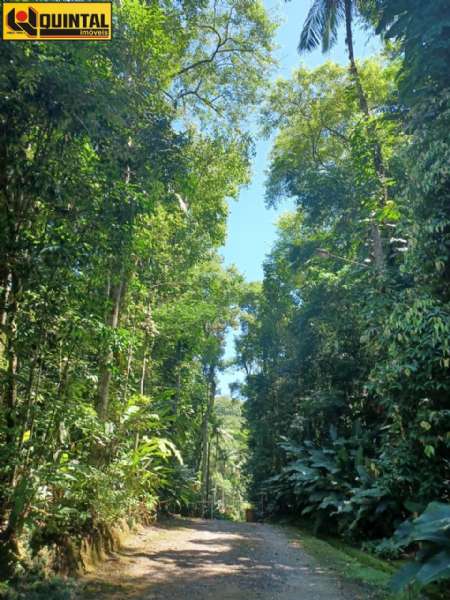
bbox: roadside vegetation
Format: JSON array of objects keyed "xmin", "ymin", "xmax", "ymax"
[
  {"xmin": 0, "ymin": 0, "xmax": 273, "ymax": 588},
  {"xmin": 1, "ymin": 1, "xmax": 449, "ymax": 599},
  {"xmin": 238, "ymin": 1, "xmax": 450, "ymax": 598}
]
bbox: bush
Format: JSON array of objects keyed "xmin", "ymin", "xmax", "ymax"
[
  {"xmin": 362, "ymin": 537, "xmax": 405, "ymax": 560},
  {"xmin": 265, "ymin": 436, "xmax": 400, "ymax": 539},
  {"xmin": 0, "ymin": 577, "xmax": 77, "ymax": 600},
  {"xmin": 390, "ymin": 502, "xmax": 450, "ymax": 593}
]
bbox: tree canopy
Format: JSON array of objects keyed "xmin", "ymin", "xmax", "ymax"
[
  {"xmin": 1, "ymin": 0, "xmax": 449, "ymax": 597},
  {"xmin": 238, "ymin": 1, "xmax": 450, "ymax": 594},
  {"xmin": 0, "ymin": 0, "xmax": 273, "ymax": 580}
]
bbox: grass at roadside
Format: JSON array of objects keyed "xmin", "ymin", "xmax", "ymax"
[
  {"xmin": 279, "ymin": 521, "xmax": 448, "ymax": 600},
  {"xmin": 279, "ymin": 523, "xmax": 410, "ymax": 600}
]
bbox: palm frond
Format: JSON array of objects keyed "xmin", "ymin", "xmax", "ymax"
[
  {"xmin": 298, "ymin": 0, "xmax": 345, "ymax": 54},
  {"xmin": 299, "ymin": 0, "xmax": 326, "ymax": 52},
  {"xmin": 322, "ymin": 1, "xmax": 345, "ymax": 52}
]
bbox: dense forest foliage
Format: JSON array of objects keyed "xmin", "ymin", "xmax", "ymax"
[
  {"xmin": 238, "ymin": 0, "xmax": 450, "ymax": 594},
  {"xmin": 1, "ymin": 0, "xmax": 450, "ymax": 597},
  {"xmin": 0, "ymin": 0, "xmax": 272, "ymax": 583}
]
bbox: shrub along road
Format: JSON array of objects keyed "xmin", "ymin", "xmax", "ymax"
[{"xmin": 81, "ymin": 518, "xmax": 378, "ymax": 599}]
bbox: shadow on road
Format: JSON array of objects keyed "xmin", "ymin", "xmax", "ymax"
[{"xmin": 81, "ymin": 518, "xmax": 361, "ymax": 600}]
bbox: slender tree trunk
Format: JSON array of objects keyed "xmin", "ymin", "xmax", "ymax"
[
  {"xmin": 121, "ymin": 321, "xmax": 135, "ymax": 402},
  {"xmin": 0, "ymin": 272, "xmax": 11, "ymax": 361},
  {"xmin": 173, "ymin": 340, "xmax": 182, "ymax": 415},
  {"xmin": 0, "ymin": 269, "xmax": 21, "ymax": 577},
  {"xmin": 200, "ymin": 365, "xmax": 216, "ymax": 516},
  {"xmin": 96, "ymin": 269, "xmax": 126, "ymax": 420},
  {"xmin": 344, "ymin": 0, "xmax": 369, "ymax": 117},
  {"xmin": 140, "ymin": 357, "xmax": 147, "ymax": 395},
  {"xmin": 205, "ymin": 438, "xmax": 211, "ymax": 517},
  {"xmin": 344, "ymin": 0, "xmax": 386, "ymax": 272},
  {"xmin": 4, "ymin": 271, "xmax": 20, "ymax": 436},
  {"xmin": 139, "ymin": 299, "xmax": 155, "ymax": 396},
  {"xmin": 1, "ymin": 270, "xmax": 21, "ymax": 484},
  {"xmin": 96, "ymin": 159, "xmax": 134, "ymax": 419}
]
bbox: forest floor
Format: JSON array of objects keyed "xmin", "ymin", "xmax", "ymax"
[{"xmin": 80, "ymin": 517, "xmax": 382, "ymax": 599}]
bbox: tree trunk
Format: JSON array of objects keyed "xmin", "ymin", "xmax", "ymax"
[
  {"xmin": 139, "ymin": 299, "xmax": 156, "ymax": 396},
  {"xmin": 140, "ymin": 357, "xmax": 147, "ymax": 395},
  {"xmin": 173, "ymin": 340, "xmax": 182, "ymax": 416},
  {"xmin": 0, "ymin": 270, "xmax": 22, "ymax": 575},
  {"xmin": 96, "ymin": 269, "xmax": 126, "ymax": 420},
  {"xmin": 121, "ymin": 331, "xmax": 134, "ymax": 402},
  {"xmin": 344, "ymin": 0, "xmax": 369, "ymax": 117},
  {"xmin": 0, "ymin": 272, "xmax": 11, "ymax": 362},
  {"xmin": 200, "ymin": 365, "xmax": 216, "ymax": 516},
  {"xmin": 1, "ymin": 270, "xmax": 20, "ymax": 498},
  {"xmin": 3, "ymin": 271, "xmax": 20, "ymax": 436},
  {"xmin": 344, "ymin": 0, "xmax": 386, "ymax": 272}
]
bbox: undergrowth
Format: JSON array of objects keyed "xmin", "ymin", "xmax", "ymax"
[
  {"xmin": 0, "ymin": 576, "xmax": 77, "ymax": 600},
  {"xmin": 281, "ymin": 521, "xmax": 449, "ymax": 600}
]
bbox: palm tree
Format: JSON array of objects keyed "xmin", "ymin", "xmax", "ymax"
[
  {"xmin": 298, "ymin": 0, "xmax": 386, "ymax": 270},
  {"xmin": 299, "ymin": 0, "xmax": 369, "ymax": 113}
]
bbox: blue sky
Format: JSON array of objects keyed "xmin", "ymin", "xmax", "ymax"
[{"xmin": 217, "ymin": 0, "xmax": 380, "ymax": 395}]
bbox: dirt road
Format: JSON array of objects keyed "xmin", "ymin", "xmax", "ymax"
[{"xmin": 81, "ymin": 518, "xmax": 370, "ymax": 599}]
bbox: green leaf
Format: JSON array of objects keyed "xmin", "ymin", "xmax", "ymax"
[
  {"xmin": 390, "ymin": 561, "xmax": 422, "ymax": 592},
  {"xmin": 415, "ymin": 550, "xmax": 450, "ymax": 586}
]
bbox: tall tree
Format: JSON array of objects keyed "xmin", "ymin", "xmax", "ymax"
[
  {"xmin": 297, "ymin": 0, "xmax": 388, "ymax": 270},
  {"xmin": 0, "ymin": 0, "xmax": 275, "ymax": 577}
]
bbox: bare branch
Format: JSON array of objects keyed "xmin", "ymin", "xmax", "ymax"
[{"xmin": 175, "ymin": 11, "xmax": 246, "ymax": 78}]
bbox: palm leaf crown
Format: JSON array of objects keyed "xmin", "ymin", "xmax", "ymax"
[{"xmin": 298, "ymin": 0, "xmax": 347, "ymax": 53}]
